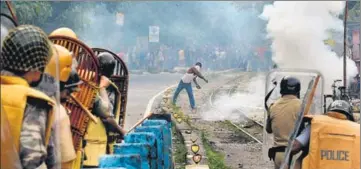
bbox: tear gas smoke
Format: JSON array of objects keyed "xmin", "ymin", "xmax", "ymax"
[
  {"xmin": 260, "ymin": 1, "xmax": 358, "ymax": 94},
  {"xmin": 66, "ymin": 2, "xmax": 266, "ymax": 56},
  {"xmin": 201, "ymin": 74, "xmax": 266, "ymax": 122}
]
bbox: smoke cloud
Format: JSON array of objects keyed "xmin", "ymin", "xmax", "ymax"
[
  {"xmin": 201, "ymin": 74, "xmax": 265, "ymax": 122},
  {"xmin": 260, "ymin": 1, "xmax": 358, "ymax": 94},
  {"xmin": 63, "ymin": 2, "xmax": 267, "ymax": 55}
]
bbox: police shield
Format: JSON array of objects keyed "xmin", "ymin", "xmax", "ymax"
[
  {"xmin": 34, "ymin": 42, "xmax": 66, "ymax": 168},
  {"xmin": 0, "ymin": 13, "xmax": 17, "ymax": 49},
  {"xmin": 49, "ymin": 34, "xmax": 101, "ymax": 168},
  {"xmin": 92, "ymin": 47, "xmax": 129, "ymax": 128},
  {"xmin": 263, "ymin": 69, "xmax": 324, "ymax": 164}
]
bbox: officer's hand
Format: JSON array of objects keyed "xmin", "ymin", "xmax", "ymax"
[
  {"xmin": 196, "ymin": 85, "xmax": 201, "ymax": 89},
  {"xmin": 204, "ymin": 79, "xmax": 209, "ymax": 83},
  {"xmin": 100, "ymin": 76, "xmax": 111, "ymax": 88}
]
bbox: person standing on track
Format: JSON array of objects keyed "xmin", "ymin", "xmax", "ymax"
[
  {"xmin": 266, "ymin": 76, "xmax": 302, "ymax": 169},
  {"xmin": 172, "ymin": 62, "xmax": 208, "ymax": 113}
]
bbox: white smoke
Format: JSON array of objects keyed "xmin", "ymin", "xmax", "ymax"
[
  {"xmin": 201, "ymin": 75, "xmax": 266, "ymax": 122},
  {"xmin": 260, "ymin": 1, "xmax": 358, "ymax": 94}
]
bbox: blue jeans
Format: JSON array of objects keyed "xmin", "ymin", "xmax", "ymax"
[{"xmin": 172, "ymin": 80, "xmax": 195, "ymax": 109}]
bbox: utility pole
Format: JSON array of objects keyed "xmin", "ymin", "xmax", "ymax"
[{"xmin": 343, "ymin": 1, "xmax": 348, "ymax": 87}]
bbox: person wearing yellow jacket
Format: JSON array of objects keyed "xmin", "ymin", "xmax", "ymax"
[
  {"xmin": 83, "ymin": 52, "xmax": 127, "ymax": 167},
  {"xmin": 48, "ymin": 27, "xmax": 83, "ymax": 169},
  {"xmin": 0, "ymin": 25, "xmax": 55, "ymax": 169},
  {"xmin": 34, "ymin": 44, "xmax": 77, "ymax": 168},
  {"xmin": 290, "ymin": 100, "xmax": 360, "ymax": 169}
]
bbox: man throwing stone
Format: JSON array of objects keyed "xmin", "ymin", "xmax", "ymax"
[{"xmin": 173, "ymin": 62, "xmax": 208, "ymax": 113}]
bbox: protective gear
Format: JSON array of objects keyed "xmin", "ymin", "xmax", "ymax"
[
  {"xmin": 327, "ymin": 100, "xmax": 355, "ymax": 121},
  {"xmin": 1, "ymin": 25, "xmax": 52, "ymax": 72},
  {"xmin": 0, "ymin": 75, "xmax": 55, "ymax": 152},
  {"xmin": 1, "ymin": 13, "xmax": 17, "ymax": 49},
  {"xmin": 263, "ymin": 70, "xmax": 324, "ymax": 163},
  {"xmin": 280, "ymin": 76, "xmax": 301, "ymax": 97},
  {"xmin": 98, "ymin": 52, "xmax": 116, "ymax": 78},
  {"xmin": 49, "ymin": 27, "xmax": 77, "ymax": 39},
  {"xmin": 301, "ymin": 115, "xmax": 360, "ymax": 169},
  {"xmin": 1, "ymin": 106, "xmax": 22, "ymax": 169},
  {"xmin": 195, "ymin": 62, "xmax": 202, "ymax": 68},
  {"xmin": 83, "ymin": 116, "xmax": 108, "ymax": 166},
  {"xmin": 63, "ymin": 69, "xmax": 83, "ymax": 92},
  {"xmin": 45, "ymin": 44, "xmax": 73, "ymax": 82},
  {"xmin": 58, "ymin": 106, "xmax": 76, "ymax": 163}
]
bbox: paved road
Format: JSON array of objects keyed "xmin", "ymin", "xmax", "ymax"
[{"xmin": 124, "ymin": 72, "xmax": 182, "ymax": 130}]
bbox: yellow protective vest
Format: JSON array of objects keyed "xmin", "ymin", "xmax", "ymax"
[
  {"xmin": 0, "ymin": 76, "xmax": 55, "ymax": 153},
  {"xmin": 1, "ymin": 107, "xmax": 22, "ymax": 169},
  {"xmin": 83, "ymin": 117, "xmax": 107, "ymax": 167},
  {"xmin": 302, "ymin": 115, "xmax": 360, "ymax": 169}
]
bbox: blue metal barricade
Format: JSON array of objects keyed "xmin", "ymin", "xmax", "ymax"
[{"xmin": 98, "ymin": 114, "xmax": 173, "ymax": 169}]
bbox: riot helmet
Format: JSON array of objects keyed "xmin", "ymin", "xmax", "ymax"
[
  {"xmin": 49, "ymin": 27, "xmax": 77, "ymax": 39},
  {"xmin": 45, "ymin": 44, "xmax": 73, "ymax": 82},
  {"xmin": 327, "ymin": 100, "xmax": 355, "ymax": 121},
  {"xmin": 98, "ymin": 52, "xmax": 116, "ymax": 78},
  {"xmin": 280, "ymin": 76, "xmax": 301, "ymax": 98}
]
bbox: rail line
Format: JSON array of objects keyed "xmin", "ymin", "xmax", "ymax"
[{"xmin": 209, "ymin": 74, "xmax": 264, "ymax": 144}]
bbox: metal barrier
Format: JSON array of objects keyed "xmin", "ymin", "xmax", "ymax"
[{"xmin": 98, "ymin": 114, "xmax": 173, "ymax": 169}]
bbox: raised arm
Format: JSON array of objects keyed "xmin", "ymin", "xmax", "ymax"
[{"xmin": 189, "ymin": 67, "xmax": 208, "ymax": 83}]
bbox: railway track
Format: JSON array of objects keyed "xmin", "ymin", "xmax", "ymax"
[{"xmin": 209, "ymin": 74, "xmax": 264, "ymax": 144}]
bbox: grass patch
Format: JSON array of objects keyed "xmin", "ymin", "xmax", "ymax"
[
  {"xmin": 201, "ymin": 132, "xmax": 231, "ymax": 169},
  {"xmin": 172, "ymin": 121, "xmax": 187, "ymax": 169},
  {"xmin": 221, "ymin": 120, "xmax": 240, "ymax": 132}
]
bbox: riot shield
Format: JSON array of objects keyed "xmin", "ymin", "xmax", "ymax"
[
  {"xmin": 263, "ymin": 69, "xmax": 324, "ymax": 164},
  {"xmin": 92, "ymin": 48, "xmax": 129, "ymax": 128},
  {"xmin": 49, "ymin": 35, "xmax": 100, "ymax": 153}
]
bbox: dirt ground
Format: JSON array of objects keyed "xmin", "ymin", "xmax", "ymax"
[{"xmin": 174, "ymin": 71, "xmax": 274, "ymax": 169}]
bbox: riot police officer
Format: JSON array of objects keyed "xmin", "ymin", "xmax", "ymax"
[
  {"xmin": 290, "ymin": 100, "xmax": 359, "ymax": 169},
  {"xmin": 83, "ymin": 52, "xmax": 126, "ymax": 167},
  {"xmin": 1, "ymin": 25, "xmax": 55, "ymax": 169},
  {"xmin": 266, "ymin": 76, "xmax": 302, "ymax": 169},
  {"xmin": 35, "ymin": 44, "xmax": 77, "ymax": 168}
]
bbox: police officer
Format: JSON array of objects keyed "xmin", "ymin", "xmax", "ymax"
[
  {"xmin": 1, "ymin": 25, "xmax": 55, "ymax": 169},
  {"xmin": 83, "ymin": 52, "xmax": 126, "ymax": 167},
  {"xmin": 97, "ymin": 52, "xmax": 126, "ymax": 153},
  {"xmin": 34, "ymin": 44, "xmax": 76, "ymax": 168},
  {"xmin": 290, "ymin": 100, "xmax": 360, "ymax": 169},
  {"xmin": 48, "ymin": 27, "xmax": 84, "ymax": 169},
  {"xmin": 60, "ymin": 69, "xmax": 84, "ymax": 168},
  {"xmin": 266, "ymin": 76, "xmax": 302, "ymax": 169}
]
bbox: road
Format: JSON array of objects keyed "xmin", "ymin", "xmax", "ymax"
[{"xmin": 123, "ymin": 72, "xmax": 182, "ymax": 130}]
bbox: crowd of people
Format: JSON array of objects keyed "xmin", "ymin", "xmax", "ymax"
[{"xmin": 118, "ymin": 43, "xmax": 273, "ymax": 72}]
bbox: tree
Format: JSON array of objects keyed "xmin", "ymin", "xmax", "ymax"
[
  {"xmin": 7, "ymin": 1, "xmax": 52, "ymax": 26},
  {"xmin": 348, "ymin": 1, "xmax": 360, "ymax": 22}
]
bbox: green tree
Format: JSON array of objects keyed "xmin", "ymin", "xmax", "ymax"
[
  {"xmin": 348, "ymin": 1, "xmax": 360, "ymax": 22},
  {"xmin": 9, "ymin": 1, "xmax": 52, "ymax": 25}
]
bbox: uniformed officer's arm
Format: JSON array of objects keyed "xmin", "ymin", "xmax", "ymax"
[
  {"xmin": 94, "ymin": 90, "xmax": 126, "ymax": 136},
  {"xmin": 291, "ymin": 125, "xmax": 311, "ymax": 154},
  {"xmin": 20, "ymin": 99, "xmax": 51, "ymax": 169}
]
